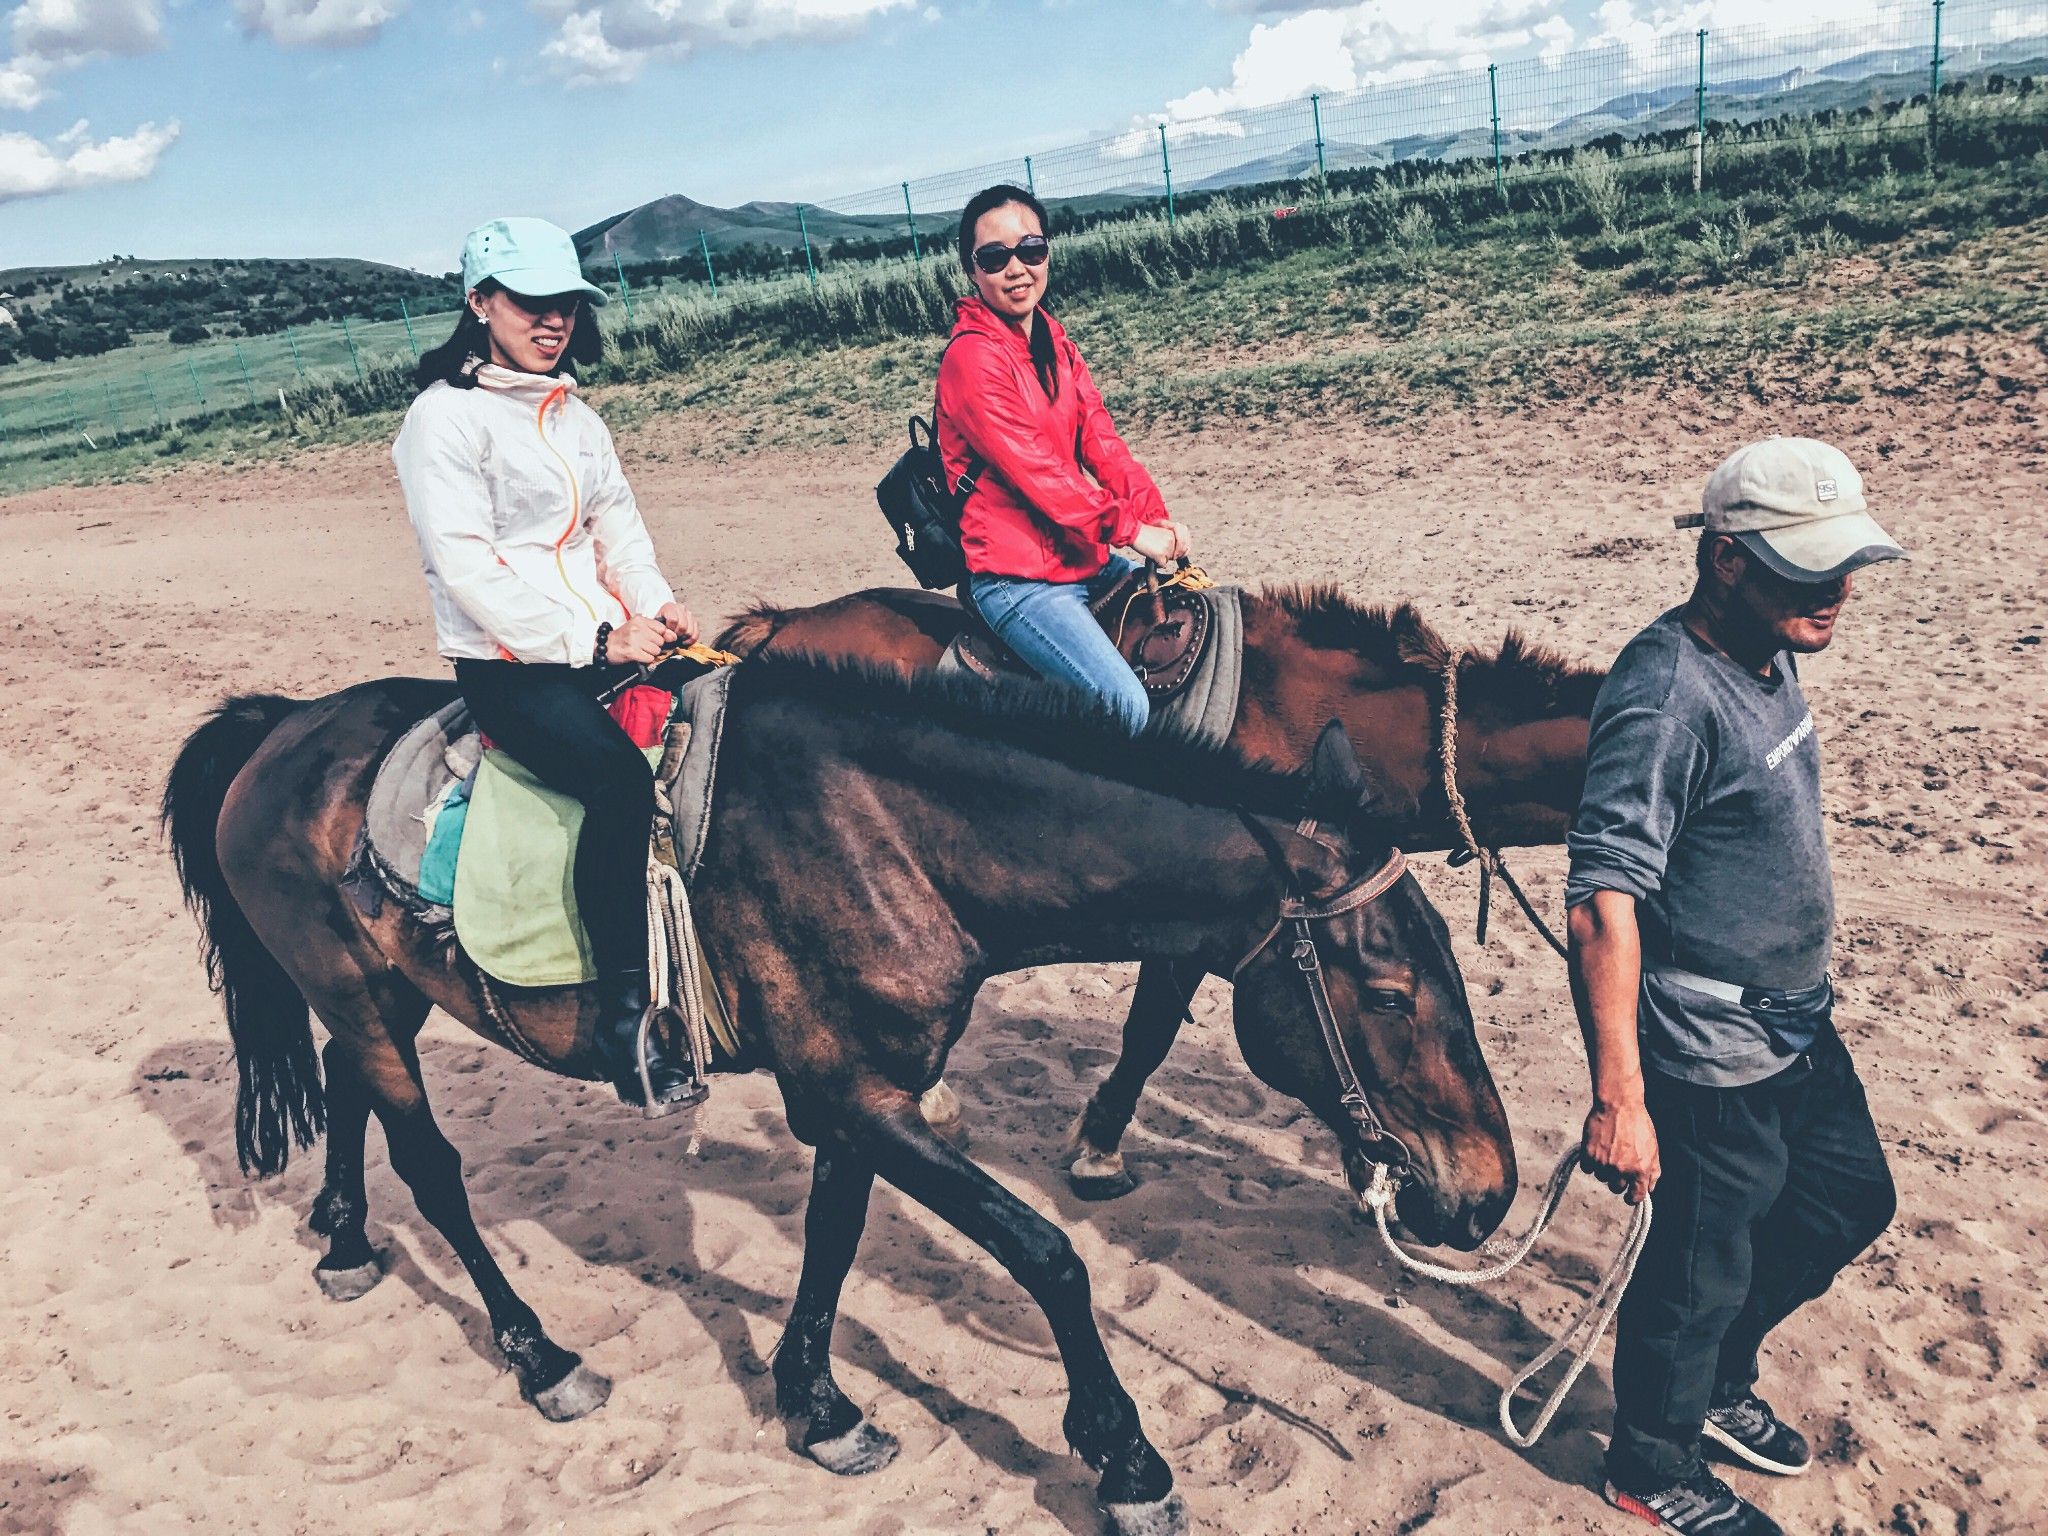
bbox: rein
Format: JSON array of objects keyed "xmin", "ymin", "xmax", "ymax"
[
  {"xmin": 1231, "ymin": 830, "xmax": 1414, "ymax": 1171},
  {"xmin": 1432, "ymin": 647, "xmax": 1568, "ymax": 959},
  {"xmin": 1360, "ymin": 1147, "xmax": 1652, "ymax": 1448}
]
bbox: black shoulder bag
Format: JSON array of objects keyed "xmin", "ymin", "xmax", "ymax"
[{"xmin": 875, "ymin": 414, "xmax": 983, "ymax": 591}]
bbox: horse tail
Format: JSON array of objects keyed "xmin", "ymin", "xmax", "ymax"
[
  {"xmin": 713, "ymin": 603, "xmax": 786, "ymax": 658},
  {"xmin": 161, "ymin": 694, "xmax": 325, "ymax": 1178}
]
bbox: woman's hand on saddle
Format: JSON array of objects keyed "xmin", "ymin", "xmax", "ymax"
[
  {"xmin": 656, "ymin": 601, "xmax": 700, "ymax": 646},
  {"xmin": 1130, "ymin": 519, "xmax": 1190, "ymax": 567},
  {"xmin": 605, "ymin": 615, "xmax": 671, "ymax": 666}
]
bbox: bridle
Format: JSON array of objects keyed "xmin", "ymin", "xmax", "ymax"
[{"xmin": 1231, "ymin": 814, "xmax": 1415, "ymax": 1176}]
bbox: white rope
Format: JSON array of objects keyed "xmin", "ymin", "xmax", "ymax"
[
  {"xmin": 1361, "ymin": 1143, "xmax": 1652, "ymax": 1448},
  {"xmin": 642, "ymin": 856, "xmax": 714, "ymax": 1147}
]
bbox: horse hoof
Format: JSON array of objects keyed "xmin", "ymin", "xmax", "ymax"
[
  {"xmin": 1068, "ymin": 1152, "xmax": 1138, "ymax": 1202},
  {"xmin": 918, "ymin": 1079, "xmax": 963, "ymax": 1130},
  {"xmin": 313, "ymin": 1258, "xmax": 384, "ymax": 1302},
  {"xmin": 531, "ymin": 1362, "xmax": 612, "ymax": 1422},
  {"xmin": 1103, "ymin": 1494, "xmax": 1188, "ymax": 1536},
  {"xmin": 806, "ymin": 1420, "xmax": 900, "ymax": 1477}
]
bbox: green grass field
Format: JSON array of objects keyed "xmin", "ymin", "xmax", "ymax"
[{"xmin": 3, "ymin": 91, "xmax": 2043, "ymax": 495}]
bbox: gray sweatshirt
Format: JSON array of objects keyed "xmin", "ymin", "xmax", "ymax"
[{"xmin": 1565, "ymin": 608, "xmax": 1833, "ymax": 1087}]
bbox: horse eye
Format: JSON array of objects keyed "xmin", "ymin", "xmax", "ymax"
[{"xmin": 1363, "ymin": 988, "xmax": 1411, "ymax": 1014}]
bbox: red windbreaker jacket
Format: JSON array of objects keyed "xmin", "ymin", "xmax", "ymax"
[{"xmin": 934, "ymin": 297, "xmax": 1168, "ymax": 581}]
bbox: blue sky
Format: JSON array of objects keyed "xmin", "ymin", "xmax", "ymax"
[{"xmin": 0, "ymin": 0, "xmax": 1925, "ymax": 274}]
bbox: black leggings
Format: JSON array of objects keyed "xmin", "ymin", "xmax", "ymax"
[{"xmin": 454, "ymin": 659, "xmax": 652, "ymax": 981}]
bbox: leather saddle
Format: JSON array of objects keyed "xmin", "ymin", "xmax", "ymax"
[{"xmin": 954, "ymin": 567, "xmax": 1213, "ymax": 702}]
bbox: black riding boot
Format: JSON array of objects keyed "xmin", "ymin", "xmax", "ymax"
[{"xmin": 595, "ymin": 969, "xmax": 701, "ymax": 1115}]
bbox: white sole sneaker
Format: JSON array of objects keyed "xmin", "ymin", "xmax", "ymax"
[{"xmin": 1701, "ymin": 1417, "xmax": 1811, "ymax": 1477}]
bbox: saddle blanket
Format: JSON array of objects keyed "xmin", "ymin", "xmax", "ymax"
[
  {"xmin": 351, "ymin": 669, "xmax": 735, "ymax": 994},
  {"xmin": 937, "ymin": 582, "xmax": 1244, "ymax": 749}
]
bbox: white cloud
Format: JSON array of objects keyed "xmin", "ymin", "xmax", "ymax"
[
  {"xmin": 535, "ymin": 0, "xmax": 916, "ymax": 86},
  {"xmin": 1111, "ymin": 1, "xmax": 1561, "ymax": 148},
  {"xmin": 11, "ymin": 0, "xmax": 164, "ymax": 63},
  {"xmin": 0, "ymin": 117, "xmax": 178, "ymax": 202},
  {"xmin": 0, "ymin": 57, "xmax": 44, "ymax": 108},
  {"xmin": 233, "ymin": 0, "xmax": 407, "ymax": 49},
  {"xmin": 1, "ymin": 0, "xmax": 165, "ymax": 111}
]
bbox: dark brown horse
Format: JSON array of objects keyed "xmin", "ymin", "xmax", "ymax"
[
  {"xmin": 717, "ymin": 583, "xmax": 1603, "ymax": 1193},
  {"xmin": 164, "ymin": 657, "xmax": 1515, "ymax": 1536}
]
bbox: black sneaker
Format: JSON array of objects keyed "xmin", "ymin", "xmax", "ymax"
[
  {"xmin": 1603, "ymin": 1469, "xmax": 1783, "ymax": 1535},
  {"xmin": 1703, "ymin": 1393, "xmax": 1812, "ymax": 1476}
]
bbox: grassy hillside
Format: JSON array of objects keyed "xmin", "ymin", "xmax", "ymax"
[
  {"xmin": 0, "ymin": 256, "xmax": 456, "ymax": 368},
  {"xmin": 3, "ymin": 89, "xmax": 2042, "ymax": 495}
]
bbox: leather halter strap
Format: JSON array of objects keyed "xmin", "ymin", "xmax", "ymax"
[{"xmin": 1232, "ymin": 826, "xmax": 1414, "ymax": 1172}]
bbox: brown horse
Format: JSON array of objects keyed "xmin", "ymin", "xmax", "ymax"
[
  {"xmin": 717, "ymin": 583, "xmax": 1603, "ymax": 1193},
  {"xmin": 164, "ymin": 656, "xmax": 1515, "ymax": 1536}
]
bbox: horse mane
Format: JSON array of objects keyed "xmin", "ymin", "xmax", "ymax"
[
  {"xmin": 1257, "ymin": 583, "xmax": 1605, "ymax": 719},
  {"xmin": 727, "ymin": 654, "xmax": 1331, "ymax": 827},
  {"xmin": 713, "ymin": 603, "xmax": 785, "ymax": 658}
]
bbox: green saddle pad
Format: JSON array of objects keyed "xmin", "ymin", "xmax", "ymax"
[{"xmin": 451, "ymin": 745, "xmax": 661, "ymax": 988}]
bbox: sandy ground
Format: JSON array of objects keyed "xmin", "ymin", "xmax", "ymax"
[{"xmin": 1, "ymin": 385, "xmax": 2043, "ymax": 1536}]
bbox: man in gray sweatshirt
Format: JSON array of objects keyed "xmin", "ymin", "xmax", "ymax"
[{"xmin": 1566, "ymin": 437, "xmax": 1905, "ymax": 1536}]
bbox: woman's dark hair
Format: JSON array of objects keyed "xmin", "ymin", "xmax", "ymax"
[
  {"xmin": 412, "ymin": 278, "xmax": 604, "ymax": 392},
  {"xmin": 958, "ymin": 183, "xmax": 1059, "ymax": 401}
]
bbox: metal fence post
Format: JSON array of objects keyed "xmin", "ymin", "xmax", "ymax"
[
  {"xmin": 340, "ymin": 316, "xmax": 364, "ymax": 384},
  {"xmin": 234, "ymin": 342, "xmax": 258, "ymax": 406},
  {"xmin": 399, "ymin": 297, "xmax": 419, "ymax": 358},
  {"xmin": 286, "ymin": 327, "xmax": 307, "ymax": 380},
  {"xmin": 699, "ymin": 230, "xmax": 718, "ymax": 297},
  {"xmin": 1311, "ymin": 94, "xmax": 1327, "ymax": 188},
  {"xmin": 143, "ymin": 370, "xmax": 164, "ymax": 427},
  {"xmin": 1159, "ymin": 124, "xmax": 1175, "ymax": 228},
  {"xmin": 60, "ymin": 389, "xmax": 78, "ymax": 429},
  {"xmin": 103, "ymin": 383, "xmax": 122, "ymax": 432},
  {"xmin": 1694, "ymin": 29, "xmax": 1708, "ymax": 193},
  {"xmin": 186, "ymin": 357, "xmax": 206, "ymax": 406},
  {"xmin": 797, "ymin": 205, "xmax": 820, "ymax": 288},
  {"xmin": 1487, "ymin": 66, "xmax": 1504, "ymax": 198},
  {"xmin": 612, "ymin": 250, "xmax": 635, "ymax": 319},
  {"xmin": 1024, "ymin": 155, "xmax": 1035, "ymax": 195},
  {"xmin": 902, "ymin": 182, "xmax": 922, "ymax": 259},
  {"xmin": 1929, "ymin": 0, "xmax": 1945, "ymax": 165}
]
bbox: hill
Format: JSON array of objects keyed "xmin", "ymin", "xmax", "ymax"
[
  {"xmin": 574, "ymin": 196, "xmax": 900, "ymax": 263},
  {"xmin": 0, "ymin": 255, "xmax": 453, "ymax": 365}
]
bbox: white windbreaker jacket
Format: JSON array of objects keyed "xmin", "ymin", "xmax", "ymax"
[{"xmin": 392, "ymin": 365, "xmax": 676, "ymax": 665}]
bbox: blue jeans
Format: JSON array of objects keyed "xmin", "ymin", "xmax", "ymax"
[{"xmin": 967, "ymin": 554, "xmax": 1149, "ymax": 736}]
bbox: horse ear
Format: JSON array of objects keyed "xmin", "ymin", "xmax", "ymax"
[{"xmin": 1309, "ymin": 720, "xmax": 1366, "ymax": 816}]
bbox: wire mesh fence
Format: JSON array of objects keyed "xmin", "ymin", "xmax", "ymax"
[{"xmin": 3, "ymin": 0, "xmax": 2043, "ymax": 467}]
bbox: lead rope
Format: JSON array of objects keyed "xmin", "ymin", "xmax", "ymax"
[
  {"xmin": 1362, "ymin": 1146, "xmax": 1652, "ymax": 1448},
  {"xmin": 641, "ymin": 856, "xmax": 716, "ymax": 1151},
  {"xmin": 1436, "ymin": 647, "xmax": 1569, "ymax": 959}
]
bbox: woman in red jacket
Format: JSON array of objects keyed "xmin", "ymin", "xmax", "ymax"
[{"xmin": 936, "ymin": 184, "xmax": 1191, "ymax": 734}]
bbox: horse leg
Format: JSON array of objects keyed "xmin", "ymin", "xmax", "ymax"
[
  {"xmin": 301, "ymin": 991, "xmax": 606, "ymax": 1425},
  {"xmin": 370, "ymin": 1080, "xmax": 611, "ymax": 1420},
  {"xmin": 1061, "ymin": 960, "xmax": 1199, "ymax": 1201},
  {"xmin": 307, "ymin": 1037, "xmax": 385, "ymax": 1301},
  {"xmin": 847, "ymin": 1088, "xmax": 1185, "ymax": 1536},
  {"xmin": 772, "ymin": 1146, "xmax": 900, "ymax": 1475}
]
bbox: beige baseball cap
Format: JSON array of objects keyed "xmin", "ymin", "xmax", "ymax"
[{"xmin": 1677, "ymin": 436, "xmax": 1906, "ymax": 583}]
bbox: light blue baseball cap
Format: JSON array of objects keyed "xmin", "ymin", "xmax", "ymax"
[{"xmin": 460, "ymin": 217, "xmax": 609, "ymax": 306}]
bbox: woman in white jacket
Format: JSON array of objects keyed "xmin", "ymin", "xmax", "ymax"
[{"xmin": 393, "ymin": 217, "xmax": 698, "ymax": 1111}]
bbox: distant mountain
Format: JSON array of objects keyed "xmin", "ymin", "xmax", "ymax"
[
  {"xmin": 574, "ymin": 38, "xmax": 2048, "ymax": 261},
  {"xmin": 573, "ymin": 195, "xmax": 902, "ymax": 263}
]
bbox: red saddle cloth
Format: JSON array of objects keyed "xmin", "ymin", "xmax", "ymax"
[
  {"xmin": 477, "ymin": 684, "xmax": 673, "ymax": 753},
  {"xmin": 608, "ymin": 684, "xmax": 674, "ymax": 749}
]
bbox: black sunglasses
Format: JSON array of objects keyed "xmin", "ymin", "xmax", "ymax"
[{"xmin": 971, "ymin": 235, "xmax": 1051, "ymax": 275}]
